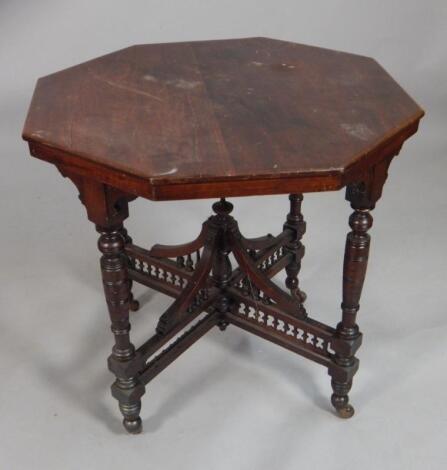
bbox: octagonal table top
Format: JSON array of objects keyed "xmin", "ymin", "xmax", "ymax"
[{"xmin": 23, "ymin": 37, "xmax": 424, "ymax": 200}]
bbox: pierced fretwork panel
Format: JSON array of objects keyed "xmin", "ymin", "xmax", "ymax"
[
  {"xmin": 234, "ymin": 301, "xmax": 335, "ymax": 357},
  {"xmin": 128, "ymin": 253, "xmax": 189, "ymax": 289}
]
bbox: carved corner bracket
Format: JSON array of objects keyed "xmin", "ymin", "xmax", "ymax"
[
  {"xmin": 346, "ymin": 153, "xmax": 395, "ymax": 209},
  {"xmin": 56, "ymin": 165, "xmax": 136, "ymax": 227}
]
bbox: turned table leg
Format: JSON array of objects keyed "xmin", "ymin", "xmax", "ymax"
[
  {"xmin": 283, "ymin": 194, "xmax": 307, "ymax": 315},
  {"xmin": 329, "ymin": 158, "xmax": 392, "ymax": 417},
  {"xmin": 98, "ymin": 224, "xmax": 145, "ymax": 433},
  {"xmin": 331, "ymin": 206, "xmax": 372, "ymax": 417}
]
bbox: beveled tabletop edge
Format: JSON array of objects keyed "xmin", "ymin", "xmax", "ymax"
[
  {"xmin": 22, "ymin": 99, "xmax": 424, "ymax": 189},
  {"xmin": 25, "ymin": 110, "xmax": 423, "ymax": 201},
  {"xmin": 22, "ymin": 34, "xmax": 425, "ymax": 201}
]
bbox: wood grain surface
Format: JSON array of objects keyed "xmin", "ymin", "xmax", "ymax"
[{"xmin": 23, "ymin": 37, "xmax": 424, "ymax": 200}]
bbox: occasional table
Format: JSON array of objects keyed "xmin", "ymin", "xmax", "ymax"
[{"xmin": 23, "ymin": 37, "xmax": 424, "ymax": 434}]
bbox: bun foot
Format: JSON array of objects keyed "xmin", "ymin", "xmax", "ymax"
[
  {"xmin": 331, "ymin": 379, "xmax": 354, "ymax": 419},
  {"xmin": 123, "ymin": 417, "xmax": 142, "ymax": 434},
  {"xmin": 335, "ymin": 404, "xmax": 355, "ymax": 419},
  {"xmin": 129, "ymin": 299, "xmax": 140, "ymax": 312}
]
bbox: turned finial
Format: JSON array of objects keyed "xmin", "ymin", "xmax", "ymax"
[{"xmin": 212, "ymin": 198, "xmax": 234, "ymax": 215}]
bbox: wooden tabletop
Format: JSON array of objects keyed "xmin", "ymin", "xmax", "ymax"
[{"xmin": 23, "ymin": 37, "xmax": 424, "ymax": 200}]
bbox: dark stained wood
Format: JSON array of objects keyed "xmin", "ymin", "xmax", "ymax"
[
  {"xmin": 149, "ymin": 224, "xmax": 206, "ymax": 258},
  {"xmin": 97, "ymin": 223, "xmax": 145, "ymax": 434},
  {"xmin": 283, "ymin": 194, "xmax": 307, "ymax": 306},
  {"xmin": 118, "ymin": 226, "xmax": 140, "ymax": 312},
  {"xmin": 23, "ymin": 37, "xmax": 424, "ymax": 201},
  {"xmin": 227, "ymin": 311, "xmax": 335, "ymax": 369},
  {"xmin": 330, "ymin": 203, "xmax": 372, "ymax": 418},
  {"xmin": 231, "ymin": 232, "xmax": 305, "ymax": 319},
  {"xmin": 22, "ymin": 39, "xmax": 425, "ymax": 434},
  {"xmin": 328, "ymin": 161, "xmax": 392, "ymax": 418},
  {"xmin": 155, "ymin": 238, "xmax": 215, "ymax": 335},
  {"xmin": 137, "ymin": 294, "xmax": 219, "ymax": 362},
  {"xmin": 140, "ymin": 313, "xmax": 218, "ymax": 385},
  {"xmin": 209, "ymin": 199, "xmax": 235, "ymax": 331}
]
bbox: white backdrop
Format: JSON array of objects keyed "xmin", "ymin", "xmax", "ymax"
[{"xmin": 1, "ymin": 1, "xmax": 446, "ymax": 469}]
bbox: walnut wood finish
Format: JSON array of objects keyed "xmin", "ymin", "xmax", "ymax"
[
  {"xmin": 284, "ymin": 194, "xmax": 307, "ymax": 307},
  {"xmin": 330, "ymin": 202, "xmax": 372, "ymax": 418},
  {"xmin": 23, "ymin": 37, "xmax": 423, "ymax": 201},
  {"xmin": 22, "ymin": 38, "xmax": 424, "ymax": 433},
  {"xmin": 155, "ymin": 237, "xmax": 215, "ymax": 335},
  {"xmin": 329, "ymin": 156, "xmax": 393, "ymax": 417},
  {"xmin": 118, "ymin": 226, "xmax": 140, "ymax": 312},
  {"xmin": 97, "ymin": 223, "xmax": 145, "ymax": 434}
]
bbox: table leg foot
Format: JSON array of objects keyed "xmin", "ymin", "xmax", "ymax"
[
  {"xmin": 120, "ymin": 403, "xmax": 143, "ymax": 434},
  {"xmin": 331, "ymin": 379, "xmax": 354, "ymax": 419},
  {"xmin": 123, "ymin": 418, "xmax": 142, "ymax": 434},
  {"xmin": 335, "ymin": 404, "xmax": 355, "ymax": 419}
]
